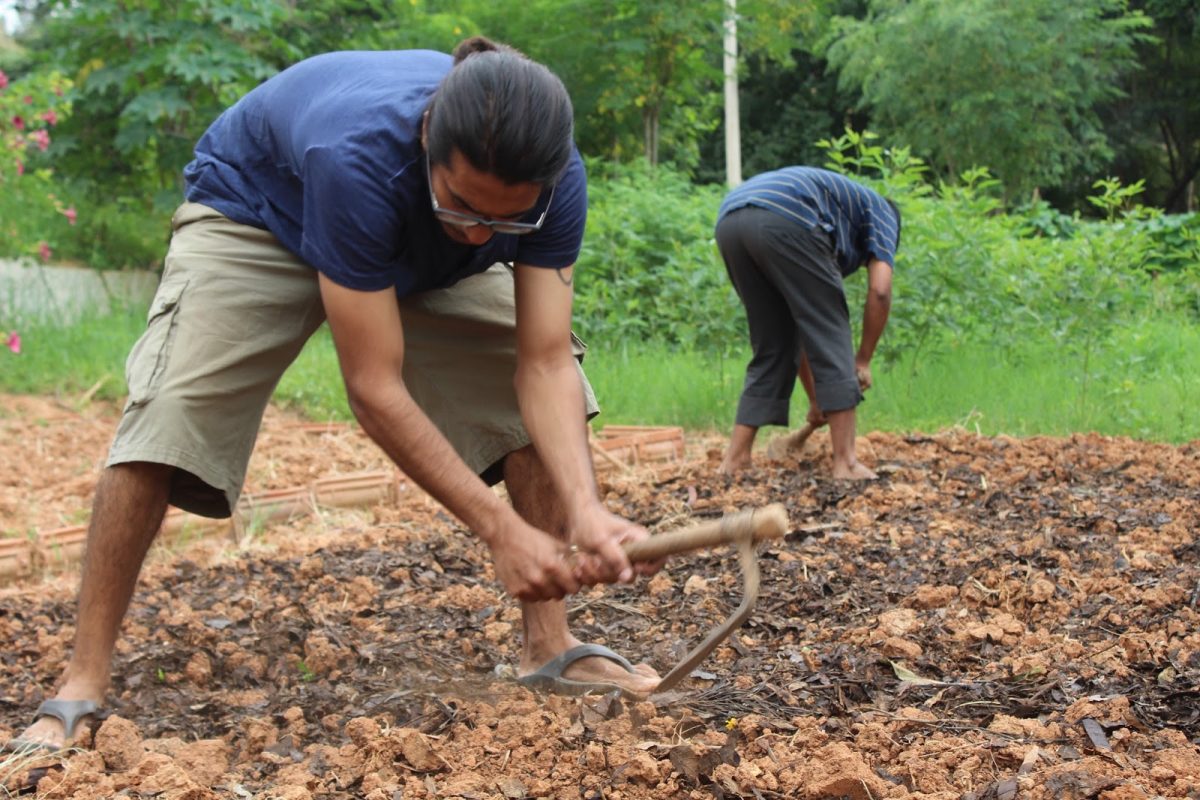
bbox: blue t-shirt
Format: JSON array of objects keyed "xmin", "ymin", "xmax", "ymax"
[
  {"xmin": 717, "ymin": 167, "xmax": 899, "ymax": 277},
  {"xmin": 183, "ymin": 50, "xmax": 588, "ymax": 297}
]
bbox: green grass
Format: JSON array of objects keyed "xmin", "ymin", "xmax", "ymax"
[
  {"xmin": 861, "ymin": 320, "xmax": 1200, "ymax": 442},
  {"xmin": 3, "ymin": 307, "xmax": 1197, "ymax": 444},
  {"xmin": 0, "ymin": 305, "xmax": 147, "ymax": 405},
  {"xmin": 273, "ymin": 328, "xmax": 352, "ymax": 422},
  {"xmin": 585, "ymin": 318, "xmax": 1200, "ymax": 444},
  {"xmin": 581, "ymin": 342, "xmax": 744, "ymax": 431}
]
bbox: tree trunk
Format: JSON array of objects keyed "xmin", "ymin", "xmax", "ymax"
[
  {"xmin": 723, "ymin": 0, "xmax": 742, "ymax": 187},
  {"xmin": 643, "ymin": 106, "xmax": 660, "ymax": 168},
  {"xmin": 1164, "ymin": 162, "xmax": 1200, "ymax": 213}
]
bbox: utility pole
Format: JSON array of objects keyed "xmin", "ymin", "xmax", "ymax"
[{"xmin": 723, "ymin": 0, "xmax": 742, "ymax": 188}]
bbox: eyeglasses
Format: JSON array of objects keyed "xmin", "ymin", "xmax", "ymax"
[{"xmin": 425, "ymin": 152, "xmax": 554, "ymax": 235}]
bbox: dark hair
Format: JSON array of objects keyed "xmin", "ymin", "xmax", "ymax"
[
  {"xmin": 425, "ymin": 36, "xmax": 574, "ymax": 186},
  {"xmin": 885, "ymin": 197, "xmax": 902, "ymax": 246}
]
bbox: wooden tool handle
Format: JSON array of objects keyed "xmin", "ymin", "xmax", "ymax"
[
  {"xmin": 783, "ymin": 422, "xmax": 817, "ymax": 451},
  {"xmin": 623, "ymin": 503, "xmax": 788, "ymax": 563},
  {"xmin": 793, "ymin": 421, "xmax": 817, "ymax": 443}
]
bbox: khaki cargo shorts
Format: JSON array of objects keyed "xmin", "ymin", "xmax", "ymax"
[{"xmin": 108, "ymin": 202, "xmax": 599, "ymax": 518}]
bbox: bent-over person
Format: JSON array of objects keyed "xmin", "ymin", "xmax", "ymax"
[
  {"xmin": 7, "ymin": 37, "xmax": 662, "ymax": 754},
  {"xmin": 716, "ymin": 167, "xmax": 900, "ymax": 479}
]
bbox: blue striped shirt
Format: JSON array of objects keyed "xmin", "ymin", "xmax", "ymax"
[{"xmin": 717, "ymin": 167, "xmax": 899, "ymax": 276}]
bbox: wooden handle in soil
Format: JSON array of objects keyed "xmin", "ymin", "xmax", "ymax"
[
  {"xmin": 622, "ymin": 503, "xmax": 789, "ymax": 563},
  {"xmin": 792, "ymin": 421, "xmax": 817, "ymax": 446}
]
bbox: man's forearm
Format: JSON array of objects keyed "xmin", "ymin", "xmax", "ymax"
[
  {"xmin": 857, "ymin": 298, "xmax": 889, "ymax": 362},
  {"xmin": 321, "ymin": 273, "xmax": 521, "ymax": 549},
  {"xmin": 798, "ymin": 352, "xmax": 818, "ymax": 405},
  {"xmin": 858, "ymin": 261, "xmax": 892, "ymax": 363},
  {"xmin": 515, "ymin": 357, "xmax": 600, "ymax": 517},
  {"xmin": 350, "ymin": 383, "xmax": 516, "ymax": 545}
]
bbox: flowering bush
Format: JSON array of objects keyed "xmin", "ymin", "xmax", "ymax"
[
  {"xmin": 0, "ymin": 67, "xmax": 76, "ymax": 267},
  {"xmin": 1, "ymin": 68, "xmax": 76, "ymax": 355}
]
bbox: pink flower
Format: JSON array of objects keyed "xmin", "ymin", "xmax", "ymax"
[
  {"xmin": 14, "ymin": 159, "xmax": 23, "ymax": 176},
  {"xmin": 61, "ymin": 206, "xmax": 77, "ymax": 225},
  {"xmin": 41, "ymin": 110, "xmax": 58, "ymax": 126},
  {"xmin": 31, "ymin": 129, "xmax": 50, "ymax": 151},
  {"xmin": 0, "ymin": 70, "xmax": 8, "ymax": 90},
  {"xmin": 11, "ymin": 115, "xmax": 24, "ymax": 131},
  {"xmin": 38, "ymin": 242, "xmax": 52, "ymax": 262},
  {"xmin": 22, "ymin": 95, "xmax": 32, "ymax": 105},
  {"xmin": 5, "ymin": 332, "xmax": 19, "ymax": 355}
]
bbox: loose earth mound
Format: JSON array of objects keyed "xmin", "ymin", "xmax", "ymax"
[{"xmin": 1, "ymin": 393, "xmax": 1198, "ymax": 799}]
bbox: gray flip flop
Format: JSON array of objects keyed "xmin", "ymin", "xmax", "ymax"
[
  {"xmin": 2, "ymin": 699, "xmax": 101, "ymax": 754},
  {"xmin": 516, "ymin": 643, "xmax": 640, "ymax": 699}
]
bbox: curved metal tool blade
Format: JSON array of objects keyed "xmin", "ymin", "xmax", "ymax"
[{"xmin": 652, "ymin": 522, "xmax": 762, "ymax": 694}]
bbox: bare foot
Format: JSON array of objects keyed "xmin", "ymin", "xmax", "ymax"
[{"xmin": 832, "ymin": 461, "xmax": 877, "ymax": 480}]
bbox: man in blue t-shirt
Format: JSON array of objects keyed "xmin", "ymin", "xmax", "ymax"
[
  {"xmin": 716, "ymin": 167, "xmax": 900, "ymax": 479},
  {"xmin": 9, "ymin": 38, "xmax": 661, "ymax": 753}
]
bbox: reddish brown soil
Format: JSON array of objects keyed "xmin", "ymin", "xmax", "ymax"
[{"xmin": 1, "ymin": 392, "xmax": 1198, "ymax": 799}]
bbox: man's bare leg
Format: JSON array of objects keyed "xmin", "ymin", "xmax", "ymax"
[
  {"xmin": 719, "ymin": 423, "xmax": 758, "ymax": 474},
  {"xmin": 826, "ymin": 409, "xmax": 876, "ymax": 480},
  {"xmin": 13, "ymin": 462, "xmax": 172, "ymax": 748},
  {"xmin": 503, "ymin": 445, "xmax": 659, "ymax": 694}
]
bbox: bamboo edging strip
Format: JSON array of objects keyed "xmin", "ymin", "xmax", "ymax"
[
  {"xmin": 282, "ymin": 420, "xmax": 687, "ymax": 472},
  {"xmin": 0, "ymin": 536, "xmax": 33, "ymax": 581},
  {"xmin": 4, "ymin": 426, "xmax": 690, "ymax": 582},
  {"xmin": 1, "ymin": 469, "xmax": 406, "ymax": 584},
  {"xmin": 591, "ymin": 425, "xmax": 686, "ymax": 473}
]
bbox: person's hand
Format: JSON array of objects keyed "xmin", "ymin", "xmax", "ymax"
[
  {"xmin": 806, "ymin": 404, "xmax": 827, "ymax": 429},
  {"xmin": 488, "ymin": 517, "xmax": 582, "ymax": 602},
  {"xmin": 855, "ymin": 358, "xmax": 873, "ymax": 392},
  {"xmin": 566, "ymin": 503, "xmax": 664, "ymax": 587}
]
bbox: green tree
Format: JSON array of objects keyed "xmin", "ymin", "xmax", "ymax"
[
  {"xmin": 471, "ymin": 0, "xmax": 811, "ymax": 170},
  {"xmin": 467, "ymin": 0, "xmax": 721, "ymax": 168},
  {"xmin": 1102, "ymin": 0, "xmax": 1200, "ymax": 212},
  {"xmin": 13, "ymin": 1, "xmax": 478, "ymax": 208},
  {"xmin": 0, "ymin": 66, "xmax": 75, "ymax": 262},
  {"xmin": 823, "ymin": 0, "xmax": 1152, "ymax": 202},
  {"xmin": 17, "ymin": 0, "xmax": 296, "ymax": 207},
  {"xmin": 709, "ymin": 0, "xmax": 862, "ymax": 181},
  {"xmin": 279, "ymin": 0, "xmax": 473, "ymax": 55},
  {"xmin": 696, "ymin": 47, "xmax": 864, "ymax": 185}
]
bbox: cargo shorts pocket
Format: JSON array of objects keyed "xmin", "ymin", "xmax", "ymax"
[
  {"xmin": 570, "ymin": 331, "xmax": 588, "ymax": 362},
  {"xmin": 124, "ymin": 279, "xmax": 188, "ymax": 408}
]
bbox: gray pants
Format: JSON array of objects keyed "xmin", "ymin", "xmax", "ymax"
[{"xmin": 716, "ymin": 206, "xmax": 861, "ymax": 428}]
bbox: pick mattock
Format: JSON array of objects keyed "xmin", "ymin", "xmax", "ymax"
[{"xmin": 622, "ymin": 503, "xmax": 789, "ymax": 694}]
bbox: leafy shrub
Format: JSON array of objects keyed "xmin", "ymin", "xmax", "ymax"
[
  {"xmin": 0, "ymin": 68, "xmax": 76, "ymax": 264},
  {"xmin": 576, "ymin": 128, "xmax": 1198, "ymax": 388},
  {"xmin": 1015, "ymin": 200, "xmax": 1080, "ymax": 240},
  {"xmin": 1131, "ymin": 213, "xmax": 1200, "ymax": 276},
  {"xmin": 574, "ymin": 160, "xmax": 743, "ymax": 352},
  {"xmin": 52, "ymin": 195, "xmax": 168, "ymax": 271}
]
